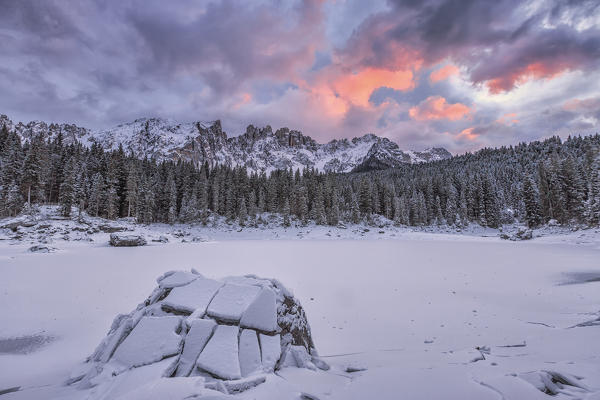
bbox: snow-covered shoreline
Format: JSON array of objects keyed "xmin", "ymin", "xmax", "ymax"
[{"xmin": 2, "ymin": 205, "xmax": 600, "ymax": 250}]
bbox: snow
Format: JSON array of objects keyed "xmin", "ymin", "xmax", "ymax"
[
  {"xmin": 175, "ymin": 319, "xmax": 216, "ymax": 377},
  {"xmin": 238, "ymin": 330, "xmax": 261, "ymax": 377},
  {"xmin": 162, "ymin": 277, "xmax": 223, "ymax": 315},
  {"xmin": 1, "ymin": 215, "xmax": 600, "ymax": 399},
  {"xmin": 206, "ymin": 284, "xmax": 261, "ymax": 322},
  {"xmin": 195, "ymin": 325, "xmax": 241, "ymax": 380},
  {"xmin": 259, "ymin": 334, "xmax": 281, "ymax": 372},
  {"xmin": 240, "ymin": 287, "xmax": 278, "ymax": 332},
  {"xmin": 157, "ymin": 271, "xmax": 198, "ymax": 289},
  {"xmin": 111, "ymin": 316, "xmax": 182, "ymax": 369}
]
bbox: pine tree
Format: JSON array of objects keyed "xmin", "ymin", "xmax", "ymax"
[
  {"xmin": 238, "ymin": 197, "xmax": 248, "ymax": 226},
  {"xmin": 58, "ymin": 157, "xmax": 76, "ymax": 217},
  {"xmin": 328, "ymin": 190, "xmax": 340, "ymax": 226},
  {"xmin": 4, "ymin": 181, "xmax": 23, "ymax": 217},
  {"xmin": 282, "ymin": 198, "xmax": 291, "ymax": 227},
  {"xmin": 311, "ymin": 185, "xmax": 327, "ymax": 225},
  {"xmin": 88, "ymin": 173, "xmax": 104, "ymax": 217},
  {"xmin": 522, "ymin": 175, "xmax": 542, "ymax": 228},
  {"xmin": 125, "ymin": 163, "xmax": 138, "ymax": 218},
  {"xmin": 166, "ymin": 173, "xmax": 177, "ymax": 224},
  {"xmin": 358, "ymin": 179, "xmax": 371, "ymax": 215}
]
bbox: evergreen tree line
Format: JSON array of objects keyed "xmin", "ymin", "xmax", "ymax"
[{"xmin": 1, "ymin": 122, "xmax": 599, "ymax": 228}]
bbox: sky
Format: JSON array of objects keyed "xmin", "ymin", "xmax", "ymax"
[{"xmin": 0, "ymin": 0, "xmax": 599, "ymax": 153}]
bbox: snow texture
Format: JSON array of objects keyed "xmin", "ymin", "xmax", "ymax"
[
  {"xmin": 238, "ymin": 329, "xmax": 261, "ymax": 377},
  {"xmin": 206, "ymin": 283, "xmax": 261, "ymax": 322},
  {"xmin": 157, "ymin": 271, "xmax": 198, "ymax": 289},
  {"xmin": 259, "ymin": 334, "xmax": 281, "ymax": 373},
  {"xmin": 175, "ymin": 319, "xmax": 216, "ymax": 377},
  {"xmin": 240, "ymin": 287, "xmax": 279, "ymax": 333},
  {"xmin": 111, "ymin": 316, "xmax": 182, "ymax": 368},
  {"xmin": 195, "ymin": 325, "xmax": 241, "ymax": 380},
  {"xmin": 162, "ymin": 277, "xmax": 223, "ymax": 315}
]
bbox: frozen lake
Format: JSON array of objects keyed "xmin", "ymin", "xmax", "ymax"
[{"xmin": 1, "ymin": 237, "xmax": 599, "ymax": 399}]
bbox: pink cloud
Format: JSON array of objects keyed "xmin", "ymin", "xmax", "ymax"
[
  {"xmin": 429, "ymin": 64, "xmax": 459, "ymax": 83},
  {"xmin": 409, "ymin": 96, "xmax": 471, "ymax": 121}
]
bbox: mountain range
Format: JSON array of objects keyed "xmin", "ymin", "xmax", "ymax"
[{"xmin": 0, "ymin": 115, "xmax": 451, "ymax": 173}]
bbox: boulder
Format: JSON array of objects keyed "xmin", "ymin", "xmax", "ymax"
[
  {"xmin": 99, "ymin": 224, "xmax": 128, "ymax": 233},
  {"xmin": 152, "ymin": 235, "xmax": 169, "ymax": 243},
  {"xmin": 1, "ymin": 220, "xmax": 36, "ymax": 232},
  {"xmin": 109, "ymin": 233, "xmax": 147, "ymax": 247},
  {"xmin": 28, "ymin": 245, "xmax": 55, "ymax": 253},
  {"xmin": 515, "ymin": 227, "xmax": 533, "ymax": 240},
  {"xmin": 79, "ymin": 271, "xmax": 326, "ymax": 386}
]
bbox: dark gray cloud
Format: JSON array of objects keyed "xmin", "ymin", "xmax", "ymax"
[
  {"xmin": 339, "ymin": 0, "xmax": 600, "ymax": 92},
  {"xmin": 0, "ymin": 0, "xmax": 598, "ymax": 152}
]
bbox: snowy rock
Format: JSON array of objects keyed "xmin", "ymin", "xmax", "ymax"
[
  {"xmin": 109, "ymin": 233, "xmax": 147, "ymax": 247},
  {"xmin": 515, "ymin": 227, "xmax": 533, "ymax": 240},
  {"xmin": 80, "ymin": 270, "xmax": 324, "ymax": 386},
  {"xmin": 111, "ymin": 316, "xmax": 182, "ymax": 368},
  {"xmin": 238, "ymin": 330, "xmax": 261, "ymax": 377},
  {"xmin": 206, "ymin": 283, "xmax": 261, "ymax": 322},
  {"xmin": 162, "ymin": 277, "xmax": 223, "ymax": 315},
  {"xmin": 175, "ymin": 319, "xmax": 216, "ymax": 377},
  {"xmin": 259, "ymin": 334, "xmax": 281, "ymax": 372},
  {"xmin": 99, "ymin": 224, "xmax": 127, "ymax": 233},
  {"xmin": 196, "ymin": 325, "xmax": 241, "ymax": 380},
  {"xmin": 157, "ymin": 271, "xmax": 198, "ymax": 289},
  {"xmin": 28, "ymin": 245, "xmax": 55, "ymax": 253},
  {"xmin": 152, "ymin": 235, "xmax": 169, "ymax": 243},
  {"xmin": 240, "ymin": 287, "xmax": 278, "ymax": 333}
]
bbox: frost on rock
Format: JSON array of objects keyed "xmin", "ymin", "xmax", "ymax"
[{"xmin": 77, "ymin": 270, "xmax": 326, "ymax": 389}]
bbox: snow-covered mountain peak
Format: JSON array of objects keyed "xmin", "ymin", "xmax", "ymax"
[{"xmin": 2, "ymin": 114, "xmax": 451, "ymax": 172}]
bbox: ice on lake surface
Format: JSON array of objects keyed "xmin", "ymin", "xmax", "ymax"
[{"xmin": 0, "ymin": 236, "xmax": 599, "ymax": 399}]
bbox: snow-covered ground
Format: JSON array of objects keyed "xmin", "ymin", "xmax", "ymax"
[{"xmin": 1, "ymin": 209, "xmax": 599, "ymax": 399}]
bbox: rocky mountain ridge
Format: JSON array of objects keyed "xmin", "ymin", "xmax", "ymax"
[{"xmin": 0, "ymin": 114, "xmax": 451, "ymax": 173}]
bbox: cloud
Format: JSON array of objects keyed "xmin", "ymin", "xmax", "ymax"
[
  {"xmin": 0, "ymin": 0, "xmax": 598, "ymax": 154},
  {"xmin": 429, "ymin": 64, "xmax": 459, "ymax": 84},
  {"xmin": 336, "ymin": 0, "xmax": 600, "ymax": 93},
  {"xmin": 409, "ymin": 96, "xmax": 471, "ymax": 121}
]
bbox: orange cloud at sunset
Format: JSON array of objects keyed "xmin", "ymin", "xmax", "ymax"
[
  {"xmin": 430, "ymin": 64, "xmax": 459, "ymax": 83},
  {"xmin": 485, "ymin": 61, "xmax": 569, "ymax": 94},
  {"xmin": 457, "ymin": 127, "xmax": 479, "ymax": 141},
  {"xmin": 233, "ymin": 92, "xmax": 252, "ymax": 109},
  {"xmin": 496, "ymin": 112, "xmax": 519, "ymax": 125},
  {"xmin": 409, "ymin": 96, "xmax": 471, "ymax": 121},
  {"xmin": 331, "ymin": 68, "xmax": 414, "ymax": 107}
]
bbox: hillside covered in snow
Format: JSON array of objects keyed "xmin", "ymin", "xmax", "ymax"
[{"xmin": 0, "ymin": 115, "xmax": 451, "ymax": 173}]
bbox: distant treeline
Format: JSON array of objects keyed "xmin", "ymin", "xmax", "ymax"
[{"xmin": 0, "ymin": 123, "xmax": 599, "ymax": 228}]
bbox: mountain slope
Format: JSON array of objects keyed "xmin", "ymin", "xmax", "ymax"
[{"xmin": 1, "ymin": 115, "xmax": 451, "ymax": 173}]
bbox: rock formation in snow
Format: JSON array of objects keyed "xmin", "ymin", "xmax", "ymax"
[
  {"xmin": 74, "ymin": 271, "xmax": 327, "ymax": 390},
  {"xmin": 2, "ymin": 114, "xmax": 451, "ymax": 173}
]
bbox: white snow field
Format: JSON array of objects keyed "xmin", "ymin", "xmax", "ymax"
[{"xmin": 1, "ymin": 236, "xmax": 599, "ymax": 399}]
